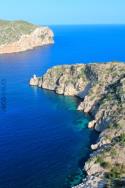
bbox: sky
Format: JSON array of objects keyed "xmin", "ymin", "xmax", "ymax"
[{"xmin": 0, "ymin": 0, "xmax": 125, "ymax": 25}]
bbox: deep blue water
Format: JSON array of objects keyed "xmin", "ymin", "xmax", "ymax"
[{"xmin": 0, "ymin": 25, "xmax": 125, "ymax": 188}]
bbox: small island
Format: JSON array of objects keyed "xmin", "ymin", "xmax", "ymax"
[
  {"xmin": 30, "ymin": 62, "xmax": 125, "ymax": 188},
  {"xmin": 0, "ymin": 20, "xmax": 54, "ymax": 54}
]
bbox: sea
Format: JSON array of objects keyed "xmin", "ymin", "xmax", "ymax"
[{"xmin": 0, "ymin": 25, "xmax": 125, "ymax": 188}]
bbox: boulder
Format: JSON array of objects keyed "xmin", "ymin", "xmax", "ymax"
[{"xmin": 88, "ymin": 120, "xmax": 96, "ymax": 129}]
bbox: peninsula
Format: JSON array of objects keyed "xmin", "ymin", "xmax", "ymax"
[
  {"xmin": 0, "ymin": 20, "xmax": 54, "ymax": 54},
  {"xmin": 30, "ymin": 62, "xmax": 125, "ymax": 188}
]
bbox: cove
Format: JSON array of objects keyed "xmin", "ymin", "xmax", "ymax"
[
  {"xmin": 0, "ymin": 25, "xmax": 125, "ymax": 188},
  {"xmin": 0, "ymin": 82, "xmax": 97, "ymax": 188}
]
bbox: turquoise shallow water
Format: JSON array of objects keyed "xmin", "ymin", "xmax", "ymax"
[{"xmin": 0, "ymin": 25, "xmax": 125, "ymax": 188}]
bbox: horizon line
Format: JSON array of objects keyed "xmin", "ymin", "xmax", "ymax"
[
  {"xmin": 45, "ymin": 23, "xmax": 125, "ymax": 26},
  {"xmin": 1, "ymin": 18, "xmax": 125, "ymax": 26}
]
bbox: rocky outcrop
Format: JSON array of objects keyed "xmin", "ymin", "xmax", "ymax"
[
  {"xmin": 30, "ymin": 64, "xmax": 89, "ymax": 96},
  {"xmin": 30, "ymin": 62, "xmax": 125, "ymax": 188},
  {"xmin": 0, "ymin": 20, "xmax": 54, "ymax": 54},
  {"xmin": 30, "ymin": 63, "xmax": 125, "ymax": 132},
  {"xmin": 88, "ymin": 120, "xmax": 96, "ymax": 129},
  {"xmin": 29, "ymin": 74, "xmax": 39, "ymax": 86},
  {"xmin": 74, "ymin": 119, "xmax": 125, "ymax": 188}
]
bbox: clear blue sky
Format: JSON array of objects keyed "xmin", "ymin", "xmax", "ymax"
[{"xmin": 1, "ymin": 0, "xmax": 125, "ymax": 25}]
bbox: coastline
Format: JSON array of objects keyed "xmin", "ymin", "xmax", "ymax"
[
  {"xmin": 0, "ymin": 20, "xmax": 54, "ymax": 54},
  {"xmin": 30, "ymin": 62, "xmax": 125, "ymax": 188},
  {"xmin": 0, "ymin": 42, "xmax": 54, "ymax": 55}
]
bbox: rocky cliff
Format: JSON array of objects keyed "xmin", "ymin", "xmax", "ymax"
[
  {"xmin": 0, "ymin": 20, "xmax": 54, "ymax": 54},
  {"xmin": 30, "ymin": 62, "xmax": 125, "ymax": 188}
]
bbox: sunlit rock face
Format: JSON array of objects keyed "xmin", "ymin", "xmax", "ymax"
[
  {"xmin": 30, "ymin": 62, "xmax": 125, "ymax": 188},
  {"xmin": 0, "ymin": 20, "xmax": 54, "ymax": 54},
  {"xmin": 30, "ymin": 62, "xmax": 125, "ymax": 132}
]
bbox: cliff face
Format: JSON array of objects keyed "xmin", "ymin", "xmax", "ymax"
[
  {"xmin": 30, "ymin": 62, "xmax": 125, "ymax": 188},
  {"xmin": 30, "ymin": 62, "xmax": 125, "ymax": 132},
  {"xmin": 0, "ymin": 20, "xmax": 54, "ymax": 54}
]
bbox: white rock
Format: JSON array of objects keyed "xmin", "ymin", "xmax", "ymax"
[
  {"xmin": 88, "ymin": 120, "xmax": 96, "ymax": 129},
  {"xmin": 29, "ymin": 75, "xmax": 39, "ymax": 86},
  {"xmin": 91, "ymin": 144, "xmax": 98, "ymax": 150}
]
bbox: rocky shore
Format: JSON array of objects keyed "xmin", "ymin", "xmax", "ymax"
[
  {"xmin": 0, "ymin": 20, "xmax": 54, "ymax": 54},
  {"xmin": 30, "ymin": 62, "xmax": 125, "ymax": 188}
]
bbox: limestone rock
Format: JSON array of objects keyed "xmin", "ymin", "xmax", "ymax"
[
  {"xmin": 0, "ymin": 20, "xmax": 54, "ymax": 54},
  {"xmin": 30, "ymin": 62, "xmax": 125, "ymax": 132},
  {"xmin": 64, "ymin": 83, "xmax": 77, "ymax": 96},
  {"xmin": 29, "ymin": 62, "xmax": 125, "ymax": 188},
  {"xmin": 29, "ymin": 75, "xmax": 39, "ymax": 86},
  {"xmin": 91, "ymin": 144, "xmax": 98, "ymax": 150},
  {"xmin": 88, "ymin": 120, "xmax": 96, "ymax": 129}
]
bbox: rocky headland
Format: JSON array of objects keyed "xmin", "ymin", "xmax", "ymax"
[
  {"xmin": 30, "ymin": 62, "xmax": 125, "ymax": 188},
  {"xmin": 0, "ymin": 20, "xmax": 54, "ymax": 54}
]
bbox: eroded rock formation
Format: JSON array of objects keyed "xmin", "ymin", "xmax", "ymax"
[{"xmin": 30, "ymin": 62, "xmax": 125, "ymax": 188}]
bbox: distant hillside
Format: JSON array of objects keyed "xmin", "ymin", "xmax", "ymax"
[
  {"xmin": 0, "ymin": 20, "xmax": 37, "ymax": 45},
  {"xmin": 0, "ymin": 20, "xmax": 54, "ymax": 54}
]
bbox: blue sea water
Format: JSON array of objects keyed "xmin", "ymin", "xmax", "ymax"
[{"xmin": 0, "ymin": 25, "xmax": 125, "ymax": 188}]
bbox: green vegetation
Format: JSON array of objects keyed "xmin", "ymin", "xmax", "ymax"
[
  {"xmin": 118, "ymin": 133, "xmax": 125, "ymax": 146},
  {"xmin": 109, "ymin": 123, "xmax": 119, "ymax": 130},
  {"xmin": 79, "ymin": 67, "xmax": 85, "ymax": 77},
  {"xmin": 110, "ymin": 148, "xmax": 117, "ymax": 158},
  {"xmin": 0, "ymin": 19, "xmax": 38, "ymax": 45},
  {"xmin": 113, "ymin": 133, "xmax": 125, "ymax": 146},
  {"xmin": 111, "ymin": 72, "xmax": 118, "ymax": 78},
  {"xmin": 105, "ymin": 164, "xmax": 125, "ymax": 188},
  {"xmin": 95, "ymin": 155, "xmax": 110, "ymax": 169}
]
